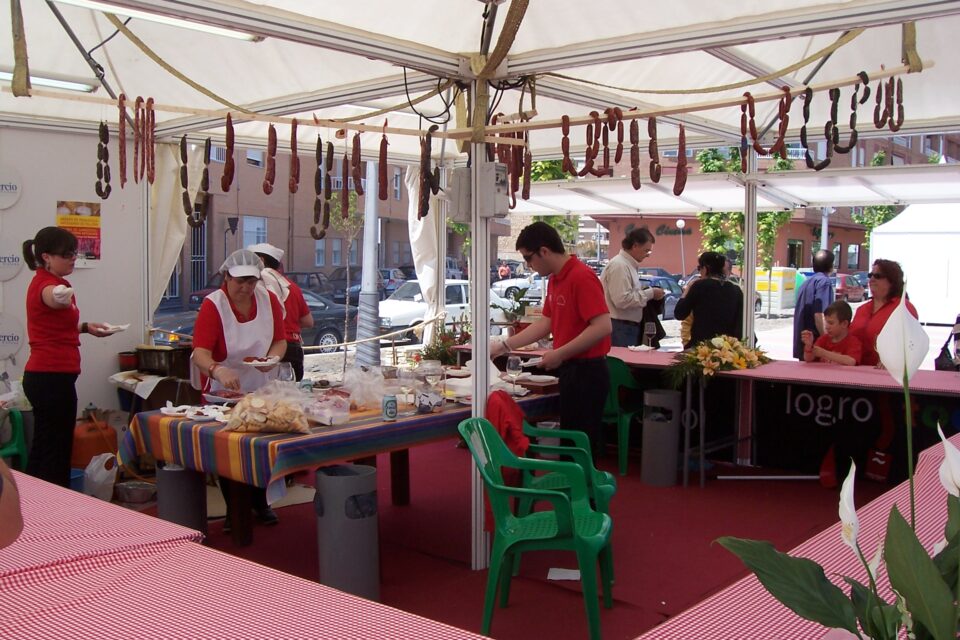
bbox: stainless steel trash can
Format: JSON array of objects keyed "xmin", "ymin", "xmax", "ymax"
[
  {"xmin": 315, "ymin": 464, "xmax": 380, "ymax": 601},
  {"xmin": 641, "ymin": 390, "xmax": 681, "ymax": 486},
  {"xmin": 156, "ymin": 463, "xmax": 208, "ymax": 535}
]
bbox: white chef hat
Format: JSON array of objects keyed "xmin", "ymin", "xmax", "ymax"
[
  {"xmin": 247, "ymin": 242, "xmax": 284, "ymax": 265},
  {"xmin": 220, "ymin": 249, "xmax": 263, "ymax": 278}
]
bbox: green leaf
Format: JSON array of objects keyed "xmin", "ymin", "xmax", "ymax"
[
  {"xmin": 717, "ymin": 537, "xmax": 860, "ymax": 633},
  {"xmin": 945, "ymin": 495, "xmax": 960, "ymax": 541},
  {"xmin": 931, "ymin": 531, "xmax": 959, "ymax": 594},
  {"xmin": 843, "ymin": 577, "xmax": 898, "ymax": 639},
  {"xmin": 884, "ymin": 507, "xmax": 957, "ymax": 640}
]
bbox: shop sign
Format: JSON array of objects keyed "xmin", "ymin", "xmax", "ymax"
[
  {"xmin": 0, "ymin": 238, "xmax": 24, "ymax": 282},
  {"xmin": 0, "ymin": 313, "xmax": 24, "ymax": 360},
  {"xmin": 0, "ymin": 165, "xmax": 23, "ymax": 210},
  {"xmin": 655, "ymin": 224, "xmax": 692, "ymax": 236}
]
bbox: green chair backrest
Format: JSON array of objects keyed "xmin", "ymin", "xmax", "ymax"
[
  {"xmin": 603, "ymin": 356, "xmax": 641, "ymax": 418},
  {"xmin": 458, "ymin": 417, "xmax": 522, "ymax": 527},
  {"xmin": 0, "ymin": 408, "xmax": 28, "ymax": 471}
]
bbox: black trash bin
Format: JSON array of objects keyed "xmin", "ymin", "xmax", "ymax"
[
  {"xmin": 156, "ymin": 463, "xmax": 208, "ymax": 536},
  {"xmin": 315, "ymin": 464, "xmax": 379, "ymax": 601}
]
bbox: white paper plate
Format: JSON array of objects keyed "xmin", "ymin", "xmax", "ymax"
[
  {"xmin": 627, "ymin": 344, "xmax": 655, "ymax": 352},
  {"xmin": 444, "ymin": 368, "xmax": 472, "ymax": 378},
  {"xmin": 203, "ymin": 392, "xmax": 244, "ymax": 405},
  {"xmin": 102, "ymin": 323, "xmax": 130, "ymax": 334},
  {"xmin": 242, "ymin": 356, "xmax": 280, "ymax": 367},
  {"xmin": 524, "ymin": 374, "xmax": 558, "ymax": 383},
  {"xmin": 160, "ymin": 406, "xmax": 190, "ymax": 416},
  {"xmin": 521, "ymin": 357, "xmax": 543, "ymax": 368}
]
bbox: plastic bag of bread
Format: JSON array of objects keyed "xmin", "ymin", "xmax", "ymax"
[{"xmin": 222, "ymin": 381, "xmax": 310, "ymax": 434}]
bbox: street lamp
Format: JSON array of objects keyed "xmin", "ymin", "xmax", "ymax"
[{"xmin": 675, "ymin": 219, "xmax": 686, "ymax": 277}]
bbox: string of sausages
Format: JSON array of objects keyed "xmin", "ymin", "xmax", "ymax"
[
  {"xmin": 288, "ymin": 119, "xmax": 300, "ymax": 194},
  {"xmin": 117, "ymin": 94, "xmax": 126, "ymax": 189},
  {"xmin": 95, "ymin": 121, "xmax": 111, "ymax": 200},
  {"xmin": 351, "ymin": 132, "xmax": 364, "ymax": 196},
  {"xmin": 310, "ymin": 138, "xmax": 333, "ymax": 240},
  {"xmin": 262, "ymin": 124, "xmax": 276, "ymax": 195},
  {"xmin": 417, "ymin": 125, "xmax": 440, "ymax": 219},
  {"xmin": 131, "ymin": 96, "xmax": 155, "ymax": 185},
  {"xmin": 873, "ymin": 76, "xmax": 904, "ymax": 132},
  {"xmin": 378, "ymin": 121, "xmax": 388, "ymax": 201},
  {"xmin": 221, "ymin": 113, "xmax": 235, "ymax": 192}
]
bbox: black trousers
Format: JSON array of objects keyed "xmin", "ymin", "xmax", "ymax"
[
  {"xmin": 23, "ymin": 371, "xmax": 78, "ymax": 488},
  {"xmin": 282, "ymin": 340, "xmax": 305, "ymax": 381},
  {"xmin": 558, "ymin": 357, "xmax": 609, "ymax": 455}
]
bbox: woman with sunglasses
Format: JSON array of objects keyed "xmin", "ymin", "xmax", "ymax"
[
  {"xmin": 191, "ymin": 249, "xmax": 286, "ymax": 530},
  {"xmin": 849, "ymin": 259, "xmax": 918, "ymax": 367},
  {"xmin": 21, "ymin": 227, "xmax": 113, "ymax": 487}
]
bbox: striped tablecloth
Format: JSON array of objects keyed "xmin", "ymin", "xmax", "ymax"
[
  {"xmin": 119, "ymin": 394, "xmax": 559, "ymax": 501},
  {"xmin": 1, "ymin": 541, "xmax": 489, "ymax": 639},
  {"xmin": 635, "ymin": 433, "xmax": 957, "ymax": 639},
  {"xmin": 0, "ymin": 471, "xmax": 201, "ymax": 579}
]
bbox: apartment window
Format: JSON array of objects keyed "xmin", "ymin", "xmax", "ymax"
[
  {"xmin": 211, "ymin": 146, "xmax": 227, "ymax": 163},
  {"xmin": 786, "ymin": 240, "xmax": 804, "ymax": 268},
  {"xmin": 402, "ymin": 242, "xmax": 412, "ymax": 264},
  {"xmin": 242, "ymin": 216, "xmax": 267, "ymax": 247},
  {"xmin": 832, "ymin": 243, "xmax": 842, "ymax": 267},
  {"xmin": 349, "ymin": 239, "xmax": 359, "ymax": 266},
  {"xmin": 393, "ymin": 169, "xmax": 402, "ymax": 200},
  {"xmin": 332, "ymin": 239, "xmax": 343, "ymax": 266},
  {"xmin": 391, "ymin": 240, "xmax": 400, "ymax": 264},
  {"xmin": 314, "ymin": 239, "xmax": 326, "ymax": 267},
  {"xmin": 847, "ymin": 244, "xmax": 860, "ymax": 270},
  {"xmin": 246, "ymin": 149, "xmax": 264, "ymax": 167}
]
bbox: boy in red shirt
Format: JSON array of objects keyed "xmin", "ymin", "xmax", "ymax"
[{"xmin": 801, "ymin": 300, "xmax": 862, "ymax": 365}]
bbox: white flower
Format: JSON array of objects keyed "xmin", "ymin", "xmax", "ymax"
[
  {"xmin": 875, "ymin": 291, "xmax": 928, "ymax": 385},
  {"xmin": 867, "ymin": 540, "xmax": 884, "ymax": 578},
  {"xmin": 839, "ymin": 461, "xmax": 859, "ymax": 551},
  {"xmin": 937, "ymin": 425, "xmax": 960, "ymax": 497},
  {"xmin": 932, "ymin": 538, "xmax": 948, "ymax": 555},
  {"xmin": 711, "ymin": 336, "xmax": 725, "ymax": 348}
]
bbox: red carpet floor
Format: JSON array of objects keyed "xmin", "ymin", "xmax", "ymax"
[{"xmin": 203, "ymin": 440, "xmax": 887, "ymax": 640}]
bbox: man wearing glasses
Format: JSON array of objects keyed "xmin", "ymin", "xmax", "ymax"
[
  {"xmin": 792, "ymin": 250, "xmax": 835, "ymax": 360},
  {"xmin": 490, "ymin": 222, "xmax": 612, "ymax": 452},
  {"xmin": 600, "ymin": 227, "xmax": 665, "ymax": 347}
]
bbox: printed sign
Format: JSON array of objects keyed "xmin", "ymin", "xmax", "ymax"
[
  {"xmin": 0, "ymin": 237, "xmax": 24, "ymax": 282},
  {"xmin": 0, "ymin": 313, "xmax": 24, "ymax": 361},
  {"xmin": 56, "ymin": 200, "xmax": 101, "ymax": 267},
  {"xmin": 0, "ymin": 165, "xmax": 23, "ymax": 210}
]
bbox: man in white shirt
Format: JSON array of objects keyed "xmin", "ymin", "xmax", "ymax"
[{"xmin": 600, "ymin": 227, "xmax": 665, "ymax": 347}]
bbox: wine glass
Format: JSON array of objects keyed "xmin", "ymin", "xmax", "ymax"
[
  {"xmin": 506, "ymin": 356, "xmax": 522, "ymax": 394},
  {"xmin": 643, "ymin": 322, "xmax": 657, "ymax": 348},
  {"xmin": 420, "ymin": 360, "xmax": 443, "ymax": 389},
  {"xmin": 276, "ymin": 362, "xmax": 295, "ymax": 383}
]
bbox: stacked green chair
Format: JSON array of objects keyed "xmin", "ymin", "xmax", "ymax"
[
  {"xmin": 0, "ymin": 409, "xmax": 28, "ymax": 471},
  {"xmin": 458, "ymin": 417, "xmax": 613, "ymax": 640},
  {"xmin": 602, "ymin": 356, "xmax": 644, "ymax": 475}
]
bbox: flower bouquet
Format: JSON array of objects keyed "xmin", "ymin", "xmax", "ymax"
[
  {"xmin": 664, "ymin": 334, "xmax": 770, "ymax": 389},
  {"xmin": 717, "ymin": 295, "xmax": 960, "ymax": 640}
]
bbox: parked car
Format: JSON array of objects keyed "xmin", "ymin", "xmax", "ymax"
[
  {"xmin": 639, "ymin": 275, "xmax": 682, "ymax": 320},
  {"xmin": 379, "ymin": 268, "xmax": 407, "ymax": 297},
  {"xmin": 851, "ymin": 271, "xmax": 871, "ymax": 299},
  {"xmin": 490, "ymin": 273, "xmax": 550, "ymax": 303},
  {"xmin": 187, "ymin": 273, "xmax": 223, "ymax": 310},
  {"xmin": 153, "ymin": 290, "xmax": 357, "ymax": 353},
  {"xmin": 378, "ymin": 280, "xmax": 515, "ymax": 342},
  {"xmin": 444, "ymin": 256, "xmax": 464, "ymax": 280},
  {"xmin": 637, "ymin": 267, "xmax": 679, "ymax": 282},
  {"xmin": 327, "ymin": 267, "xmax": 386, "ymax": 305},
  {"xmin": 832, "ymin": 272, "xmax": 866, "ymax": 302}
]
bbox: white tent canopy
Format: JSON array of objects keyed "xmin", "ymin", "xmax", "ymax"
[{"xmin": 870, "ymin": 202, "xmax": 960, "ymax": 325}]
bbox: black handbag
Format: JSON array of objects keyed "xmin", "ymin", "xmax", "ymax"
[{"xmin": 934, "ymin": 318, "xmax": 959, "ymax": 372}]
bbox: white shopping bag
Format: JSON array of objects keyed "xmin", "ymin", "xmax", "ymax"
[{"xmin": 84, "ymin": 453, "xmax": 118, "ymax": 501}]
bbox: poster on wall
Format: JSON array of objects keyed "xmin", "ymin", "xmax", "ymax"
[{"xmin": 56, "ymin": 200, "xmax": 101, "ymax": 268}]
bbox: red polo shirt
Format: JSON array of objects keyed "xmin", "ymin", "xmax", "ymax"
[
  {"xmin": 283, "ymin": 282, "xmax": 310, "ymax": 342},
  {"xmin": 193, "ymin": 286, "xmax": 285, "ymax": 362},
  {"xmin": 542, "ymin": 256, "xmax": 610, "ymax": 360},
  {"xmin": 849, "ymin": 296, "xmax": 918, "ymax": 366},
  {"xmin": 812, "ymin": 332, "xmax": 863, "ymax": 364},
  {"xmin": 25, "ymin": 269, "xmax": 81, "ymax": 374}
]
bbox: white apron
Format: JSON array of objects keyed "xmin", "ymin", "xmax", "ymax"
[
  {"xmin": 207, "ymin": 287, "xmax": 275, "ymax": 393},
  {"xmin": 259, "ymin": 268, "xmax": 290, "ymax": 319}
]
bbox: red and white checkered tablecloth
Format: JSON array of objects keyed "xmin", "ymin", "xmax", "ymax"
[
  {"xmin": 0, "ymin": 541, "xmax": 489, "ymax": 639},
  {"xmin": 0, "ymin": 471, "xmax": 201, "ymax": 578},
  {"xmin": 635, "ymin": 435, "xmax": 956, "ymax": 639}
]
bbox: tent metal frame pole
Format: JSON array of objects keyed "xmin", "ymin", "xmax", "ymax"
[{"xmin": 743, "ymin": 151, "xmax": 758, "ymax": 348}]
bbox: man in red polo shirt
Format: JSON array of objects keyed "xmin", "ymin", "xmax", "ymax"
[{"xmin": 490, "ymin": 221, "xmax": 612, "ymax": 451}]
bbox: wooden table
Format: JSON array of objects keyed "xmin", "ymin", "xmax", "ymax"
[{"xmin": 119, "ymin": 394, "xmax": 559, "ymax": 544}]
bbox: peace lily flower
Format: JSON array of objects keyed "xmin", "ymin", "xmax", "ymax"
[
  {"xmin": 937, "ymin": 424, "xmax": 960, "ymax": 497},
  {"xmin": 875, "ymin": 291, "xmax": 928, "ymax": 385},
  {"xmin": 839, "ymin": 461, "xmax": 859, "ymax": 551}
]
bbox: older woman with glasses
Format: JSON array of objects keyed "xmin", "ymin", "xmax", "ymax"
[
  {"xmin": 191, "ymin": 249, "xmax": 286, "ymax": 530},
  {"xmin": 849, "ymin": 259, "xmax": 918, "ymax": 367},
  {"xmin": 21, "ymin": 227, "xmax": 113, "ymax": 487}
]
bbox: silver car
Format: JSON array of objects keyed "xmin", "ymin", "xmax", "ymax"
[{"xmin": 490, "ymin": 273, "xmax": 548, "ymax": 303}]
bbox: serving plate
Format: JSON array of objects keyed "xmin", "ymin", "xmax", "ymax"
[{"xmin": 242, "ymin": 356, "xmax": 280, "ymax": 367}]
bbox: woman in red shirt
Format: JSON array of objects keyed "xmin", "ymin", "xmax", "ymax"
[
  {"xmin": 849, "ymin": 259, "xmax": 918, "ymax": 367},
  {"xmin": 22, "ymin": 227, "xmax": 111, "ymax": 487}
]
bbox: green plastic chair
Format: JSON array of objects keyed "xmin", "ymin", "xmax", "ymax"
[
  {"xmin": 0, "ymin": 409, "xmax": 28, "ymax": 471},
  {"xmin": 602, "ymin": 356, "xmax": 644, "ymax": 476},
  {"xmin": 520, "ymin": 420, "xmax": 617, "ymax": 516},
  {"xmin": 458, "ymin": 417, "xmax": 613, "ymax": 640}
]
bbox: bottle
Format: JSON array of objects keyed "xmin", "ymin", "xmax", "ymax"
[{"xmin": 382, "ymin": 394, "xmax": 398, "ymax": 422}]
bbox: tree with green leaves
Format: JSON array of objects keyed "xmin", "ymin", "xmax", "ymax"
[
  {"xmin": 329, "ymin": 189, "xmax": 362, "ymax": 371},
  {"xmin": 851, "ymin": 151, "xmax": 899, "ymax": 250},
  {"xmin": 696, "ymin": 148, "xmax": 744, "ymax": 261}
]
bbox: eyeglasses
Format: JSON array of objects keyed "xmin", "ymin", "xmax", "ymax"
[
  {"xmin": 867, "ymin": 272, "xmax": 885, "ymax": 280},
  {"xmin": 55, "ymin": 251, "xmax": 77, "ymax": 260},
  {"xmin": 520, "ymin": 250, "xmax": 538, "ymax": 265}
]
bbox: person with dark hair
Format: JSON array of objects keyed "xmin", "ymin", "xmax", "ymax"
[
  {"xmin": 674, "ymin": 251, "xmax": 744, "ymax": 348},
  {"xmin": 600, "ymin": 227, "xmax": 665, "ymax": 347},
  {"xmin": 21, "ymin": 227, "xmax": 113, "ymax": 487},
  {"xmin": 248, "ymin": 243, "xmax": 313, "ymax": 381},
  {"xmin": 792, "ymin": 249, "xmax": 835, "ymax": 360},
  {"xmin": 801, "ymin": 300, "xmax": 862, "ymax": 365},
  {"xmin": 490, "ymin": 221, "xmax": 611, "ymax": 451},
  {"xmin": 850, "ymin": 258, "xmax": 918, "ymax": 367}
]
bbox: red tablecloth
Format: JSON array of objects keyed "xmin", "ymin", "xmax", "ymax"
[
  {"xmin": 0, "ymin": 472, "xmax": 201, "ymax": 578},
  {"xmin": 635, "ymin": 434, "xmax": 956, "ymax": 639},
  {"xmin": 1, "ymin": 541, "xmax": 489, "ymax": 639}
]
